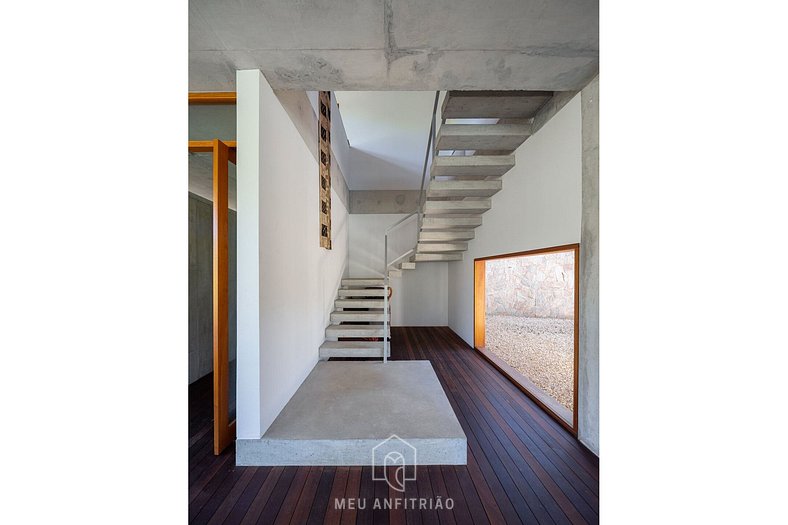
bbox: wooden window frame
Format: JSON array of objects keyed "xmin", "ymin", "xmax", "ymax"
[{"xmin": 474, "ymin": 243, "xmax": 580, "ymax": 435}]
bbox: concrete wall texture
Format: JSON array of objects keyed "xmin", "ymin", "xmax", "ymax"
[
  {"xmin": 236, "ymin": 70, "xmax": 349, "ymax": 441},
  {"xmin": 486, "ymin": 251, "xmax": 575, "ymax": 319},
  {"xmin": 188, "ymin": 193, "xmax": 237, "ymax": 384},
  {"xmin": 579, "ymin": 76, "xmax": 600, "ymax": 455}
]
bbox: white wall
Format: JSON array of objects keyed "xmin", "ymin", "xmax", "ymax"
[
  {"xmin": 349, "ymin": 213, "xmax": 448, "ymax": 326},
  {"xmin": 446, "ymin": 93, "xmax": 599, "ymax": 454},
  {"xmin": 237, "ymin": 71, "xmax": 349, "ymax": 440},
  {"xmin": 447, "ymin": 94, "xmax": 582, "ymax": 344}
]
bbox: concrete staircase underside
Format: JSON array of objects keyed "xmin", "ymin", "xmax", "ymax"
[
  {"xmin": 397, "ymin": 90, "xmax": 552, "ymax": 269},
  {"xmin": 236, "ymin": 361, "xmax": 467, "ymax": 466}
]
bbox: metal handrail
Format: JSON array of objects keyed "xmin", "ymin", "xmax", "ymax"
[{"xmin": 382, "ymin": 91, "xmax": 441, "ymax": 363}]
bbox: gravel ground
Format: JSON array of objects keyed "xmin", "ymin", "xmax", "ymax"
[{"xmin": 485, "ymin": 315, "xmax": 574, "ymax": 412}]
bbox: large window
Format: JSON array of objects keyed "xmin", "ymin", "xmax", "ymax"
[{"xmin": 474, "ymin": 244, "xmax": 579, "ymax": 431}]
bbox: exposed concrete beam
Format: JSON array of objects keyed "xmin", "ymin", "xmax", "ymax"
[
  {"xmin": 190, "ymin": 0, "xmax": 599, "ymax": 92},
  {"xmin": 349, "ymin": 190, "xmax": 421, "ymax": 214}
]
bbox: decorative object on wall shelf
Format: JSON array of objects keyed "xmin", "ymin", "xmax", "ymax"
[{"xmin": 318, "ymin": 91, "xmax": 332, "ymax": 249}]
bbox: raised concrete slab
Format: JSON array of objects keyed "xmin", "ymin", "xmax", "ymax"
[{"xmin": 237, "ymin": 361, "xmax": 467, "ymax": 466}]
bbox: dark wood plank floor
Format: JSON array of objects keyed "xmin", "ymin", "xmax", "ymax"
[{"xmin": 189, "ymin": 326, "xmax": 599, "ymax": 524}]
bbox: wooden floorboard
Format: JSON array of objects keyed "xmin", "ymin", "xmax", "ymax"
[{"xmin": 189, "ymin": 327, "xmax": 599, "ymax": 524}]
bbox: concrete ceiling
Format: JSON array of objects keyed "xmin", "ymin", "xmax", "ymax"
[
  {"xmin": 336, "ymin": 91, "xmax": 436, "ymax": 189},
  {"xmin": 189, "ymin": 0, "xmax": 598, "ymax": 91}
]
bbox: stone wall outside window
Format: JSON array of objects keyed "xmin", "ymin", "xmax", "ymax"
[{"xmin": 485, "ymin": 251, "xmax": 574, "ymax": 319}]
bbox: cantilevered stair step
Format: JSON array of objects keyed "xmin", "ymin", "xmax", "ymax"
[
  {"xmin": 431, "ymin": 155, "xmax": 515, "ymax": 177},
  {"xmin": 436, "ymin": 124, "xmax": 532, "ymax": 151},
  {"xmin": 318, "ymin": 341, "xmax": 388, "ymax": 360},
  {"xmin": 417, "ymin": 243, "xmax": 468, "ymax": 253},
  {"xmin": 413, "ymin": 253, "xmax": 463, "ymax": 262},
  {"xmin": 335, "ymin": 298, "xmax": 385, "ymax": 309},
  {"xmin": 424, "ymin": 199, "xmax": 491, "ymax": 216},
  {"xmin": 336, "ymin": 288, "xmax": 389, "ymax": 297},
  {"xmin": 340, "ymin": 278, "xmax": 386, "ymax": 287},
  {"xmin": 427, "ymin": 180, "xmax": 502, "ymax": 198},
  {"xmin": 441, "ymin": 90, "xmax": 552, "ymax": 119},
  {"xmin": 419, "ymin": 230, "xmax": 475, "ymax": 242},
  {"xmin": 330, "ymin": 311, "xmax": 389, "ymax": 323},
  {"xmin": 400, "ymin": 261, "xmax": 416, "ymax": 270},
  {"xmin": 421, "ymin": 217, "xmax": 482, "ymax": 230},
  {"xmin": 325, "ymin": 324, "xmax": 390, "ymax": 340}
]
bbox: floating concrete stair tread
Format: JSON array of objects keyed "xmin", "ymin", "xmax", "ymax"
[
  {"xmin": 400, "ymin": 262, "xmax": 416, "ymax": 269},
  {"xmin": 318, "ymin": 341, "xmax": 388, "ymax": 359},
  {"xmin": 427, "ymin": 180, "xmax": 502, "ymax": 198},
  {"xmin": 424, "ymin": 199, "xmax": 491, "ymax": 215},
  {"xmin": 417, "ymin": 243, "xmax": 468, "ymax": 253},
  {"xmin": 341, "ymin": 278, "xmax": 385, "ymax": 287},
  {"xmin": 414, "ymin": 253, "xmax": 463, "ymax": 262},
  {"xmin": 335, "ymin": 298, "xmax": 385, "ymax": 308},
  {"xmin": 432, "ymin": 155, "xmax": 515, "ymax": 177},
  {"xmin": 419, "ymin": 230, "xmax": 475, "ymax": 242},
  {"xmin": 325, "ymin": 324, "xmax": 390, "ymax": 339},
  {"xmin": 330, "ymin": 311, "xmax": 389, "ymax": 322},
  {"xmin": 421, "ymin": 217, "xmax": 483, "ymax": 230},
  {"xmin": 441, "ymin": 90, "xmax": 552, "ymax": 119},
  {"xmin": 336, "ymin": 288, "xmax": 389, "ymax": 297},
  {"xmin": 436, "ymin": 124, "xmax": 532, "ymax": 151}
]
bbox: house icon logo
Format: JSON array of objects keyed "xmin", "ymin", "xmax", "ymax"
[{"xmin": 371, "ymin": 435, "xmax": 417, "ymax": 492}]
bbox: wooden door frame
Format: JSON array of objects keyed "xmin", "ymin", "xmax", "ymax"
[
  {"xmin": 188, "ymin": 139, "xmax": 237, "ymax": 454},
  {"xmin": 473, "ymin": 243, "xmax": 580, "ymax": 435}
]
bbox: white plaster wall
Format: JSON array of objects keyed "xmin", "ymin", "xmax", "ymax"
[
  {"xmin": 447, "ymin": 94, "xmax": 582, "ymax": 344},
  {"xmin": 237, "ymin": 71, "xmax": 348, "ymax": 439},
  {"xmin": 349, "ymin": 213, "xmax": 448, "ymax": 326},
  {"xmin": 446, "ymin": 94, "xmax": 597, "ymax": 453}
]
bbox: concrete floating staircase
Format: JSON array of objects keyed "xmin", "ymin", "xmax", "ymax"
[
  {"xmin": 318, "ymin": 91, "xmax": 557, "ymax": 360},
  {"xmin": 319, "ymin": 278, "xmax": 390, "ymax": 360},
  {"xmin": 402, "ymin": 90, "xmax": 551, "ymax": 266}
]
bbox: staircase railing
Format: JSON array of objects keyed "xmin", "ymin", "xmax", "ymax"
[{"xmin": 382, "ymin": 91, "xmax": 441, "ymax": 363}]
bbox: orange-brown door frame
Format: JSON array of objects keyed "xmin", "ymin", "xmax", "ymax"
[
  {"xmin": 188, "ymin": 139, "xmax": 237, "ymax": 454},
  {"xmin": 473, "ymin": 243, "xmax": 580, "ymax": 434},
  {"xmin": 211, "ymin": 139, "xmax": 233, "ymax": 455}
]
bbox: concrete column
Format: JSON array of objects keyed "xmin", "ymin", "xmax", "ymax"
[
  {"xmin": 236, "ymin": 70, "xmax": 265, "ymax": 439},
  {"xmin": 579, "ymin": 75, "xmax": 600, "ymax": 455}
]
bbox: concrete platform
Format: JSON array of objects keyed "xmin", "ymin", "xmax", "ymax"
[{"xmin": 237, "ymin": 361, "xmax": 467, "ymax": 466}]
